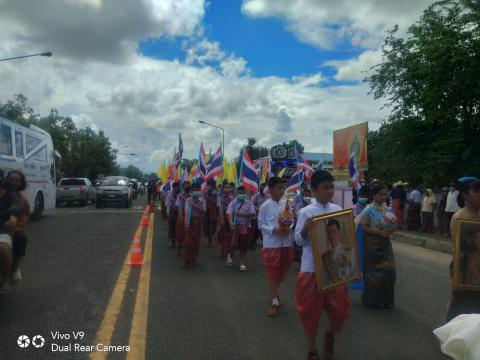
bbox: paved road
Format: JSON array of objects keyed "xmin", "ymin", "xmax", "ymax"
[{"xmin": 0, "ymin": 198, "xmax": 451, "ymax": 359}]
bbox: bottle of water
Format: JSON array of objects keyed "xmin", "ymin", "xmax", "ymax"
[{"xmin": 383, "ymin": 206, "xmax": 397, "ymax": 231}]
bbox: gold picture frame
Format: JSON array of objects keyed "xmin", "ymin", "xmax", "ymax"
[
  {"xmin": 310, "ymin": 209, "xmax": 361, "ymax": 294},
  {"xmin": 452, "ymin": 219, "xmax": 480, "ymax": 291}
]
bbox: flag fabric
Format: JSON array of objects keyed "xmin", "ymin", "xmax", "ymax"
[
  {"xmin": 286, "ymin": 170, "xmax": 305, "ymax": 193},
  {"xmin": 295, "ymin": 146, "xmax": 314, "ymax": 181},
  {"xmin": 277, "ymin": 167, "xmax": 287, "ymax": 178},
  {"xmin": 239, "ymin": 147, "xmax": 259, "ymax": 193},
  {"xmin": 182, "ymin": 163, "xmax": 189, "ymax": 182},
  {"xmin": 168, "ymin": 152, "xmax": 180, "ymax": 180},
  {"xmin": 206, "ymin": 145, "xmax": 222, "ymax": 180},
  {"xmin": 196, "ymin": 143, "xmax": 207, "ymax": 183},
  {"xmin": 161, "ymin": 181, "xmax": 172, "ymax": 192},
  {"xmin": 157, "ymin": 160, "xmax": 168, "ymax": 183},
  {"xmin": 190, "ymin": 161, "xmax": 197, "ymax": 179},
  {"xmin": 178, "ymin": 133, "xmax": 184, "ymax": 159}
]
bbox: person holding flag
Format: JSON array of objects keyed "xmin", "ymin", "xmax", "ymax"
[
  {"xmin": 226, "ymin": 186, "xmax": 256, "ymax": 271},
  {"xmin": 182, "ymin": 182, "xmax": 206, "ymax": 268}
]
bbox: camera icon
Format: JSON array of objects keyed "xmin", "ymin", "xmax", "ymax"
[
  {"xmin": 17, "ymin": 335, "xmax": 30, "ymax": 349},
  {"xmin": 32, "ymin": 335, "xmax": 46, "ymax": 349}
]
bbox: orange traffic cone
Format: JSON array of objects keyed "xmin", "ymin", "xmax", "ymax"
[
  {"xmin": 141, "ymin": 208, "xmax": 150, "ymax": 226},
  {"xmin": 128, "ymin": 232, "xmax": 144, "ymax": 265}
]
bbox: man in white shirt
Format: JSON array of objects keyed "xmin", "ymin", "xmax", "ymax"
[
  {"xmin": 295, "ymin": 171, "xmax": 350, "ymax": 360},
  {"xmin": 445, "ymin": 183, "xmax": 460, "ymax": 236},
  {"xmin": 258, "ymin": 177, "xmax": 294, "ymax": 318}
]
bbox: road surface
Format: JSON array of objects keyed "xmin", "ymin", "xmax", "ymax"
[{"xmin": 0, "ymin": 199, "xmax": 451, "ymax": 359}]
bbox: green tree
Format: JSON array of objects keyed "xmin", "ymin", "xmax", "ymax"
[
  {"xmin": 238, "ymin": 138, "xmax": 269, "ymax": 161},
  {"xmin": 119, "ymin": 165, "xmax": 143, "ymax": 180},
  {"xmin": 367, "ymin": 0, "xmax": 480, "ymax": 186},
  {"xmin": 0, "ymin": 95, "xmax": 117, "ymax": 180}
]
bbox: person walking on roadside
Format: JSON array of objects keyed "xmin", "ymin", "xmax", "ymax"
[
  {"xmin": 295, "ymin": 171, "xmax": 350, "ymax": 360},
  {"xmin": 182, "ymin": 183, "xmax": 206, "ymax": 268},
  {"xmin": 358, "ymin": 184, "xmax": 396, "ymax": 310},
  {"xmin": 226, "ymin": 186, "xmax": 256, "ymax": 271},
  {"xmin": 421, "ymin": 188, "xmax": 436, "ymax": 233},
  {"xmin": 6, "ymin": 170, "xmax": 29, "ymax": 283},
  {"xmin": 445, "ymin": 183, "xmax": 460, "ymax": 237},
  {"xmin": 258, "ymin": 177, "xmax": 294, "ymax": 318}
]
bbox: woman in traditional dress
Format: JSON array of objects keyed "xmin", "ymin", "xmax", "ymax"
[{"xmin": 359, "ymin": 184, "xmax": 396, "ymax": 309}]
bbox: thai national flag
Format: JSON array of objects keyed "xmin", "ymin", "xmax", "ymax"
[
  {"xmin": 286, "ymin": 169, "xmax": 305, "ymax": 193},
  {"xmin": 168, "ymin": 151, "xmax": 180, "ymax": 180},
  {"xmin": 295, "ymin": 146, "xmax": 314, "ymax": 181},
  {"xmin": 196, "ymin": 143, "xmax": 207, "ymax": 183},
  {"xmin": 161, "ymin": 181, "xmax": 172, "ymax": 192},
  {"xmin": 239, "ymin": 147, "xmax": 259, "ymax": 193},
  {"xmin": 349, "ymin": 151, "xmax": 361, "ymax": 191},
  {"xmin": 206, "ymin": 145, "xmax": 223, "ymax": 180}
]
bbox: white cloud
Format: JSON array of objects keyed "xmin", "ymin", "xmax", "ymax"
[
  {"xmin": 0, "ymin": 0, "xmax": 205, "ymax": 63},
  {"xmin": 0, "ymin": 0, "xmax": 388, "ymax": 173},
  {"xmin": 326, "ymin": 49, "xmax": 383, "ymax": 81},
  {"xmin": 70, "ymin": 113, "xmax": 99, "ymax": 132},
  {"xmin": 242, "ymin": 0, "xmax": 435, "ymax": 50},
  {"xmin": 292, "ymin": 73, "xmax": 323, "ymax": 87}
]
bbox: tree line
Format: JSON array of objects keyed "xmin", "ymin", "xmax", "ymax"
[
  {"xmin": 0, "ymin": 94, "xmax": 144, "ymax": 181},
  {"xmin": 366, "ymin": 0, "xmax": 480, "ymax": 187}
]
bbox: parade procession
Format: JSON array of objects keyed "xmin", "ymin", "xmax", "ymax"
[{"xmin": 1, "ymin": 0, "xmax": 480, "ymax": 359}]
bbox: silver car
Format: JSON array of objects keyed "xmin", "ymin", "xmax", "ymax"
[{"xmin": 56, "ymin": 178, "xmax": 96, "ymax": 206}]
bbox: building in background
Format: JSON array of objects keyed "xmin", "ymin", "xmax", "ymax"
[{"xmin": 302, "ymin": 152, "xmax": 333, "ymax": 171}]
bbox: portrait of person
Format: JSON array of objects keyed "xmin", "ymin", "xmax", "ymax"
[
  {"xmin": 459, "ymin": 225, "xmax": 480, "ymax": 286},
  {"xmin": 320, "ymin": 218, "xmax": 355, "ymax": 286}
]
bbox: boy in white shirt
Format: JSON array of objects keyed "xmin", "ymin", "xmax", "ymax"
[
  {"xmin": 258, "ymin": 177, "xmax": 294, "ymax": 318},
  {"xmin": 295, "ymin": 171, "xmax": 350, "ymax": 360}
]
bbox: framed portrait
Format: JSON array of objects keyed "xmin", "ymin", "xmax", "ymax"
[
  {"xmin": 452, "ymin": 219, "xmax": 480, "ymax": 291},
  {"xmin": 310, "ymin": 209, "xmax": 361, "ymax": 294}
]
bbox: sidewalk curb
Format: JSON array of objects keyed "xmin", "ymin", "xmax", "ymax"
[{"xmin": 391, "ymin": 231, "xmax": 453, "ymax": 255}]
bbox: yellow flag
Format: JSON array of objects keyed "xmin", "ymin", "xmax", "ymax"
[{"xmin": 277, "ymin": 167, "xmax": 287, "ymax": 178}]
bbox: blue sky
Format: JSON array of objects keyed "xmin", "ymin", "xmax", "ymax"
[{"xmin": 139, "ymin": 0, "xmax": 363, "ymax": 84}]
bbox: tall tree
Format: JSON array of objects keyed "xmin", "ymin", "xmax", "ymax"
[{"xmin": 367, "ymin": 0, "xmax": 480, "ymax": 186}]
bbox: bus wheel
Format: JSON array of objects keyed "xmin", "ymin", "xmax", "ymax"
[{"xmin": 32, "ymin": 193, "xmax": 44, "ymax": 220}]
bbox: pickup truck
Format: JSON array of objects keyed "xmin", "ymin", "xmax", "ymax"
[{"xmin": 56, "ymin": 178, "xmax": 96, "ymax": 206}]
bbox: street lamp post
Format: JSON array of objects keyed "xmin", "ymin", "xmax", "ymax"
[
  {"xmin": 0, "ymin": 52, "xmax": 53, "ymax": 62},
  {"xmin": 198, "ymin": 120, "xmax": 225, "ymax": 159}
]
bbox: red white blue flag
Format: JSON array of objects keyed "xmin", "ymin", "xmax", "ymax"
[
  {"xmin": 206, "ymin": 145, "xmax": 223, "ymax": 180},
  {"xmin": 286, "ymin": 169, "xmax": 305, "ymax": 193},
  {"xmin": 239, "ymin": 147, "xmax": 259, "ymax": 193}
]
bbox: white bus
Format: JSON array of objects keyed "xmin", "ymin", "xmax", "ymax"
[{"xmin": 0, "ymin": 116, "xmax": 57, "ymax": 217}]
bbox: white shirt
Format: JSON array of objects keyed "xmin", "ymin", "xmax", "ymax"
[
  {"xmin": 295, "ymin": 201, "xmax": 343, "ymax": 273},
  {"xmin": 258, "ymin": 199, "xmax": 293, "ymax": 248},
  {"xmin": 445, "ymin": 190, "xmax": 460, "ymax": 213},
  {"xmin": 409, "ymin": 189, "xmax": 422, "ymax": 204}
]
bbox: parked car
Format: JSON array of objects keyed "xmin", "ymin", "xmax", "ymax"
[{"xmin": 96, "ymin": 176, "xmax": 132, "ymax": 208}]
